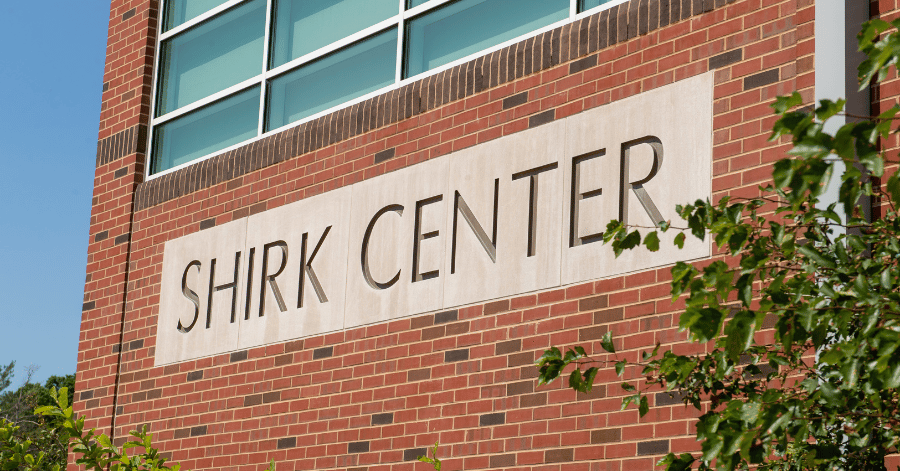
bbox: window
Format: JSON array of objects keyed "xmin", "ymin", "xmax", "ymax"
[{"xmin": 149, "ymin": 0, "xmax": 620, "ymax": 176}]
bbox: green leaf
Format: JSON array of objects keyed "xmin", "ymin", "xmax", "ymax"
[
  {"xmin": 638, "ymin": 395, "xmax": 649, "ymax": 417},
  {"xmin": 772, "ymin": 159, "xmax": 795, "ymax": 188},
  {"xmin": 643, "ymin": 231, "xmax": 660, "ymax": 252},
  {"xmin": 798, "ymin": 244, "xmax": 836, "ymax": 269},
  {"xmin": 674, "ymin": 232, "xmax": 685, "ymax": 249},
  {"xmin": 615, "ymin": 360, "xmax": 627, "ymax": 377},
  {"xmin": 569, "ymin": 369, "xmax": 583, "ymax": 391},
  {"xmin": 600, "ymin": 331, "xmax": 616, "ymax": 354}
]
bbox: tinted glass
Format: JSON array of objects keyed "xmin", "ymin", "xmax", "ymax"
[
  {"xmin": 164, "ymin": 0, "xmax": 231, "ymax": 30},
  {"xmin": 266, "ymin": 29, "xmax": 397, "ymax": 130},
  {"xmin": 152, "ymin": 87, "xmax": 260, "ymax": 174},
  {"xmin": 269, "ymin": 0, "xmax": 398, "ymax": 69},
  {"xmin": 404, "ymin": 0, "xmax": 569, "ymax": 78},
  {"xmin": 407, "ymin": 0, "xmax": 429, "ymax": 8},
  {"xmin": 578, "ymin": 0, "xmax": 614, "ymax": 12},
  {"xmin": 156, "ymin": 0, "xmax": 266, "ymax": 116}
]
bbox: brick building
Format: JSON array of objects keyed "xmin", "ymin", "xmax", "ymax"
[{"xmin": 78, "ymin": 0, "xmax": 887, "ymax": 470}]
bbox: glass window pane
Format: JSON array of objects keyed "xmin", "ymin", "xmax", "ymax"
[
  {"xmin": 406, "ymin": 0, "xmax": 429, "ymax": 8},
  {"xmin": 269, "ymin": 0, "xmax": 398, "ymax": 69},
  {"xmin": 266, "ymin": 29, "xmax": 397, "ymax": 131},
  {"xmin": 404, "ymin": 0, "xmax": 569, "ymax": 78},
  {"xmin": 152, "ymin": 87, "xmax": 260, "ymax": 174},
  {"xmin": 578, "ymin": 0, "xmax": 614, "ymax": 13},
  {"xmin": 156, "ymin": 0, "xmax": 266, "ymax": 116},
  {"xmin": 163, "ymin": 0, "xmax": 231, "ymax": 30}
]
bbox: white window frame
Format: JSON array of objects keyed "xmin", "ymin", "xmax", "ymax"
[{"xmin": 145, "ymin": 0, "xmax": 630, "ymax": 180}]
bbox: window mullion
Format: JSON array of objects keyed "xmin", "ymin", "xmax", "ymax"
[
  {"xmin": 259, "ymin": 0, "xmax": 275, "ymax": 136},
  {"xmin": 395, "ymin": 0, "xmax": 406, "ymax": 83},
  {"xmin": 146, "ymin": 0, "xmax": 169, "ymax": 177}
]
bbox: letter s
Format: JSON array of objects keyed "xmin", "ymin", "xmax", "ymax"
[{"xmin": 178, "ymin": 260, "xmax": 202, "ymax": 333}]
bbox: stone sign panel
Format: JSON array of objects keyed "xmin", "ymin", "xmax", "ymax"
[{"xmin": 155, "ymin": 72, "xmax": 714, "ymax": 365}]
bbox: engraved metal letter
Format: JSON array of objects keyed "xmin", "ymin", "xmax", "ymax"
[
  {"xmin": 244, "ymin": 247, "xmax": 255, "ymax": 320},
  {"xmin": 570, "ymin": 150, "xmax": 605, "ymax": 247},
  {"xmin": 206, "ymin": 251, "xmax": 242, "ymax": 326},
  {"xmin": 512, "ymin": 162, "xmax": 559, "ymax": 257},
  {"xmin": 361, "ymin": 204, "xmax": 404, "ymax": 290},
  {"xmin": 178, "ymin": 260, "xmax": 202, "ymax": 333},
  {"xmin": 259, "ymin": 241, "xmax": 289, "ymax": 316},
  {"xmin": 451, "ymin": 179, "xmax": 498, "ymax": 274},
  {"xmin": 619, "ymin": 136, "xmax": 665, "ymax": 226},
  {"xmin": 298, "ymin": 226, "xmax": 331, "ymax": 308},
  {"xmin": 412, "ymin": 195, "xmax": 443, "ymax": 283}
]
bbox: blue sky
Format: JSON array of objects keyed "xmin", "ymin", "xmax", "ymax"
[{"xmin": 0, "ymin": 1, "xmax": 109, "ymax": 385}]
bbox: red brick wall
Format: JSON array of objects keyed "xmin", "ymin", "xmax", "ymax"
[
  {"xmin": 78, "ymin": 0, "xmax": 157, "ymax": 452},
  {"xmin": 77, "ymin": 0, "xmax": 820, "ymax": 470}
]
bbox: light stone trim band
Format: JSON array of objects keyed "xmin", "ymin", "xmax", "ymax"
[{"xmin": 155, "ymin": 72, "xmax": 714, "ymax": 365}]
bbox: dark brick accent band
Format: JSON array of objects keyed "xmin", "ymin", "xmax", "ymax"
[
  {"xmin": 507, "ymin": 381, "xmax": 533, "ymax": 396},
  {"xmin": 133, "ymin": 0, "xmax": 734, "ymax": 211},
  {"xmin": 408, "ymin": 368, "xmax": 431, "ymax": 382},
  {"xmin": 244, "ymin": 394, "xmax": 263, "ymax": 407},
  {"xmin": 545, "ymin": 448, "xmax": 574, "ymax": 463},
  {"xmin": 484, "ymin": 300, "xmax": 509, "ymax": 315},
  {"xmin": 82, "ymin": 301, "xmax": 95, "ymax": 312},
  {"xmin": 230, "ymin": 350, "xmax": 249, "ymax": 362},
  {"xmin": 313, "ymin": 346, "xmax": 334, "ymax": 359},
  {"xmin": 186, "ymin": 370, "xmax": 203, "ymax": 382},
  {"xmin": 744, "ymin": 69, "xmax": 779, "ymax": 90},
  {"xmin": 528, "ymin": 110, "xmax": 555, "ymax": 128},
  {"xmin": 374, "ymin": 147, "xmax": 396, "ymax": 164},
  {"xmin": 114, "ymin": 167, "xmax": 128, "ymax": 179},
  {"xmin": 263, "ymin": 391, "xmax": 281, "ymax": 403},
  {"xmin": 348, "ymin": 441, "xmax": 370, "ymax": 453},
  {"xmin": 94, "ymin": 231, "xmax": 108, "ymax": 242},
  {"xmin": 79, "ymin": 390, "xmax": 95, "ymax": 401},
  {"xmin": 277, "ymin": 437, "xmax": 296, "ymax": 449},
  {"xmin": 128, "ymin": 339, "xmax": 144, "ymax": 351},
  {"xmin": 490, "ymin": 454, "xmax": 516, "ymax": 468},
  {"xmin": 479, "ymin": 413, "xmax": 505, "ymax": 426},
  {"xmin": 114, "ymin": 234, "xmax": 130, "ymax": 245},
  {"xmin": 709, "ymin": 49, "xmax": 742, "ymax": 69},
  {"xmin": 595, "ymin": 307, "xmax": 625, "ymax": 324},
  {"xmin": 591, "ymin": 428, "xmax": 621, "ymax": 444},
  {"xmin": 496, "ymin": 339, "xmax": 521, "ymax": 355},
  {"xmin": 190, "ymin": 425, "xmax": 207, "ymax": 437},
  {"xmin": 579, "ymin": 295, "xmax": 609, "ymax": 311},
  {"xmin": 434, "ymin": 310, "xmax": 458, "ymax": 324},
  {"xmin": 569, "ymin": 54, "xmax": 598, "ymax": 74},
  {"xmin": 96, "ymin": 124, "xmax": 147, "ymax": 167},
  {"xmin": 502, "ymin": 91, "xmax": 528, "ymax": 109},
  {"xmin": 372, "ymin": 413, "xmax": 394, "ymax": 425},
  {"xmin": 444, "ymin": 349, "xmax": 469, "ymax": 362},
  {"xmin": 656, "ymin": 390, "xmax": 687, "ymax": 405},
  {"xmin": 404, "ymin": 448, "xmax": 428, "ymax": 461},
  {"xmin": 199, "ymin": 217, "xmax": 216, "ymax": 230},
  {"xmin": 122, "ymin": 8, "xmax": 136, "ymax": 20},
  {"xmin": 637, "ymin": 439, "xmax": 669, "ymax": 455}
]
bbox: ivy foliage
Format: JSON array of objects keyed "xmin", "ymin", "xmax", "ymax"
[
  {"xmin": 537, "ymin": 18, "xmax": 900, "ymax": 471},
  {"xmin": 417, "ymin": 442, "xmax": 443, "ymax": 471},
  {"xmin": 0, "ymin": 363, "xmax": 74, "ymax": 468},
  {"xmin": 1, "ymin": 387, "xmax": 277, "ymax": 471}
]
